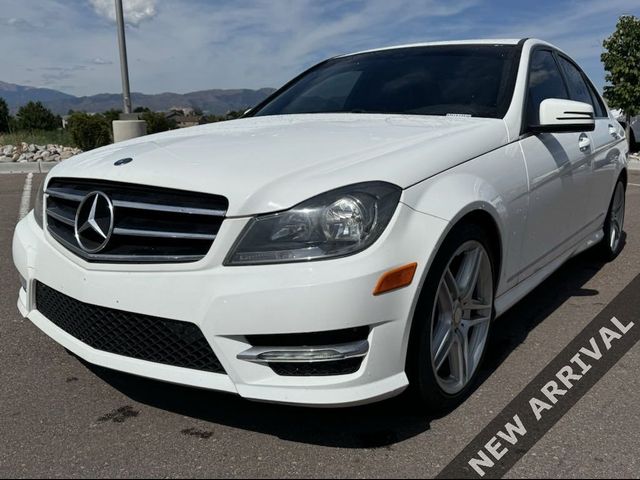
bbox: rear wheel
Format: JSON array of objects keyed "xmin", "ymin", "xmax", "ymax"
[
  {"xmin": 597, "ymin": 179, "xmax": 626, "ymax": 261},
  {"xmin": 408, "ymin": 223, "xmax": 495, "ymax": 412}
]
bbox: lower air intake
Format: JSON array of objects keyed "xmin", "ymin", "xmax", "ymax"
[{"xmin": 35, "ymin": 282, "xmax": 226, "ymax": 374}]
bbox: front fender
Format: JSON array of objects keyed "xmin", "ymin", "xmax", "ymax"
[{"xmin": 401, "ymin": 143, "xmax": 529, "ymax": 295}]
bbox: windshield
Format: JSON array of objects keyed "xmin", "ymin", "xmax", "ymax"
[{"xmin": 252, "ymin": 45, "xmax": 520, "ymax": 119}]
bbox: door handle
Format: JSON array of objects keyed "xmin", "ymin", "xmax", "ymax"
[{"xmin": 578, "ymin": 133, "xmax": 591, "ymax": 152}]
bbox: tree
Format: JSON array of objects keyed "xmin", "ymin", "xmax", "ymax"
[
  {"xmin": 102, "ymin": 108, "xmax": 122, "ymax": 124},
  {"xmin": 601, "ymin": 15, "xmax": 640, "ymax": 143},
  {"xmin": 16, "ymin": 101, "xmax": 59, "ymax": 131},
  {"xmin": 139, "ymin": 110, "xmax": 176, "ymax": 134},
  {"xmin": 200, "ymin": 110, "xmax": 246, "ymax": 124},
  {"xmin": 67, "ymin": 112, "xmax": 111, "ymax": 151},
  {"xmin": 225, "ymin": 110, "xmax": 245, "ymax": 120},
  {"xmin": 201, "ymin": 114, "xmax": 223, "ymax": 124},
  {"xmin": 0, "ymin": 97, "xmax": 10, "ymax": 133}
]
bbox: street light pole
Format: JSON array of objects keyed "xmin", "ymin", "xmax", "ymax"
[
  {"xmin": 112, "ymin": 0, "xmax": 146, "ymax": 142},
  {"xmin": 115, "ymin": 0, "xmax": 132, "ymax": 114}
]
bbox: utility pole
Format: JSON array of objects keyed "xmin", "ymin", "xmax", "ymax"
[
  {"xmin": 112, "ymin": 0, "xmax": 146, "ymax": 142},
  {"xmin": 115, "ymin": 0, "xmax": 132, "ymax": 114}
]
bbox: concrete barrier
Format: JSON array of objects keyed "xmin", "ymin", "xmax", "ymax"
[
  {"xmin": 113, "ymin": 120, "xmax": 147, "ymax": 143},
  {"xmin": 0, "ymin": 162, "xmax": 59, "ymax": 175}
]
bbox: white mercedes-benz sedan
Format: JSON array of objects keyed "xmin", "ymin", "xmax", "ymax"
[{"xmin": 13, "ymin": 39, "xmax": 628, "ymax": 410}]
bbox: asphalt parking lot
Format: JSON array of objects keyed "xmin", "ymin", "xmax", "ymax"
[{"xmin": 1, "ymin": 172, "xmax": 639, "ymax": 478}]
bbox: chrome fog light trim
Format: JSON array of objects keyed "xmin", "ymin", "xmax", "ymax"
[{"xmin": 237, "ymin": 340, "xmax": 369, "ymax": 364}]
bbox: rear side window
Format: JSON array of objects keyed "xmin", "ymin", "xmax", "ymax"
[
  {"xmin": 526, "ymin": 50, "xmax": 568, "ymax": 125},
  {"xmin": 557, "ymin": 56, "xmax": 606, "ymax": 118},
  {"xmin": 586, "ymin": 83, "xmax": 608, "ymax": 118}
]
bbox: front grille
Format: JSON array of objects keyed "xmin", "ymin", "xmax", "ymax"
[
  {"xmin": 45, "ymin": 178, "xmax": 228, "ymax": 263},
  {"xmin": 35, "ymin": 282, "xmax": 226, "ymax": 374}
]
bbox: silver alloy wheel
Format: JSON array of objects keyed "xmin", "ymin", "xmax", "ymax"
[
  {"xmin": 430, "ymin": 241, "xmax": 493, "ymax": 395},
  {"xmin": 610, "ymin": 182, "xmax": 625, "ymax": 252}
]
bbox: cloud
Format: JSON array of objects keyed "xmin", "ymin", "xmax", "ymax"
[
  {"xmin": 88, "ymin": 0, "xmax": 157, "ymax": 26},
  {"xmin": 91, "ymin": 57, "xmax": 113, "ymax": 65},
  {"xmin": 0, "ymin": 0, "xmax": 637, "ymax": 96},
  {"xmin": 0, "ymin": 16, "xmax": 36, "ymax": 28},
  {"xmin": 39, "ymin": 65, "xmax": 89, "ymax": 83}
]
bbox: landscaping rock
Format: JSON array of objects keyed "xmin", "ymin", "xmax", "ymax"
[{"xmin": 0, "ymin": 142, "xmax": 82, "ymax": 165}]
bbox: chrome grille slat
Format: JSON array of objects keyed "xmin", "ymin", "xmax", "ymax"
[
  {"xmin": 113, "ymin": 227, "xmax": 217, "ymax": 241},
  {"xmin": 112, "ymin": 199, "xmax": 226, "ymax": 217},
  {"xmin": 47, "ymin": 187, "xmax": 225, "ymax": 217},
  {"xmin": 46, "ymin": 207, "xmax": 75, "ymax": 226},
  {"xmin": 45, "ymin": 178, "xmax": 228, "ymax": 264},
  {"xmin": 45, "ymin": 188, "xmax": 84, "ymax": 202},
  {"xmin": 48, "ymin": 231, "xmax": 203, "ymax": 263}
]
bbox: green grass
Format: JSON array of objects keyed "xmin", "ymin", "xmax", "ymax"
[{"xmin": 0, "ymin": 129, "xmax": 75, "ymax": 147}]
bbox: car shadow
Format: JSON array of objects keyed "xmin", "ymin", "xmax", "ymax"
[{"xmin": 81, "ymin": 247, "xmax": 610, "ymax": 449}]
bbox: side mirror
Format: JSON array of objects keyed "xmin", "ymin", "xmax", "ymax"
[{"xmin": 530, "ymin": 98, "xmax": 595, "ymax": 133}]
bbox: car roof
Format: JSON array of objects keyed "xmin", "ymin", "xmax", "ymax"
[{"xmin": 338, "ymin": 39, "xmax": 527, "ymax": 58}]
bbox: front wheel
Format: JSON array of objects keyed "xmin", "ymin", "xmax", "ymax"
[
  {"xmin": 597, "ymin": 179, "xmax": 626, "ymax": 261},
  {"xmin": 407, "ymin": 223, "xmax": 495, "ymax": 413}
]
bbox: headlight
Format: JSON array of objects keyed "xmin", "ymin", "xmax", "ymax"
[
  {"xmin": 33, "ymin": 177, "xmax": 45, "ymax": 229},
  {"xmin": 225, "ymin": 182, "xmax": 401, "ymax": 266}
]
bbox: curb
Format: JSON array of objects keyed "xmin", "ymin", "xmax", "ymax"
[
  {"xmin": 0, "ymin": 162, "xmax": 58, "ymax": 175},
  {"xmin": 628, "ymin": 156, "xmax": 640, "ymax": 171}
]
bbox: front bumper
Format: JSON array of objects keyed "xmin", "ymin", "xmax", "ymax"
[{"xmin": 13, "ymin": 204, "xmax": 447, "ymax": 406}]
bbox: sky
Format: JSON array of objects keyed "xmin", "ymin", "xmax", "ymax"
[{"xmin": 0, "ymin": 0, "xmax": 638, "ymax": 97}]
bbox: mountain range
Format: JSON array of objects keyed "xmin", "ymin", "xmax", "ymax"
[{"xmin": 0, "ymin": 81, "xmax": 276, "ymax": 115}]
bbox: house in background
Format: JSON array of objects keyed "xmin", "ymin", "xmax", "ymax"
[
  {"xmin": 169, "ymin": 106, "xmax": 196, "ymax": 117},
  {"xmin": 165, "ymin": 109, "xmax": 204, "ymax": 129}
]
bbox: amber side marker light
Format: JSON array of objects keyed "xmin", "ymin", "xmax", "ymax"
[{"xmin": 373, "ymin": 262, "xmax": 418, "ymax": 296}]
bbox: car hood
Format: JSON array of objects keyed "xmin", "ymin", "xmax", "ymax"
[{"xmin": 50, "ymin": 114, "xmax": 508, "ymax": 216}]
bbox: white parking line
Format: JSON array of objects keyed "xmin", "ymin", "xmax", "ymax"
[
  {"xmin": 629, "ymin": 183, "xmax": 640, "ymax": 188},
  {"xmin": 18, "ymin": 172, "xmax": 33, "ymax": 221}
]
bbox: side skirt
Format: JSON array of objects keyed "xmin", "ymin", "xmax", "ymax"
[{"xmin": 494, "ymin": 228, "xmax": 604, "ymax": 318}]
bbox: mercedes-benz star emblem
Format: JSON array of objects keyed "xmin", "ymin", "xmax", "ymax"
[
  {"xmin": 114, "ymin": 157, "xmax": 133, "ymax": 166},
  {"xmin": 74, "ymin": 191, "xmax": 115, "ymax": 253}
]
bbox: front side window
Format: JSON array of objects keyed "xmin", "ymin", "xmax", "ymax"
[
  {"xmin": 558, "ymin": 56, "xmax": 607, "ymax": 118},
  {"xmin": 526, "ymin": 50, "xmax": 569, "ymax": 126},
  {"xmin": 253, "ymin": 45, "xmax": 520, "ymax": 119},
  {"xmin": 557, "ymin": 56, "xmax": 596, "ymax": 111}
]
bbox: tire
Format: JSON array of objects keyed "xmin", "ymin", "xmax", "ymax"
[
  {"xmin": 597, "ymin": 179, "xmax": 626, "ymax": 261},
  {"xmin": 407, "ymin": 222, "xmax": 496, "ymax": 413}
]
